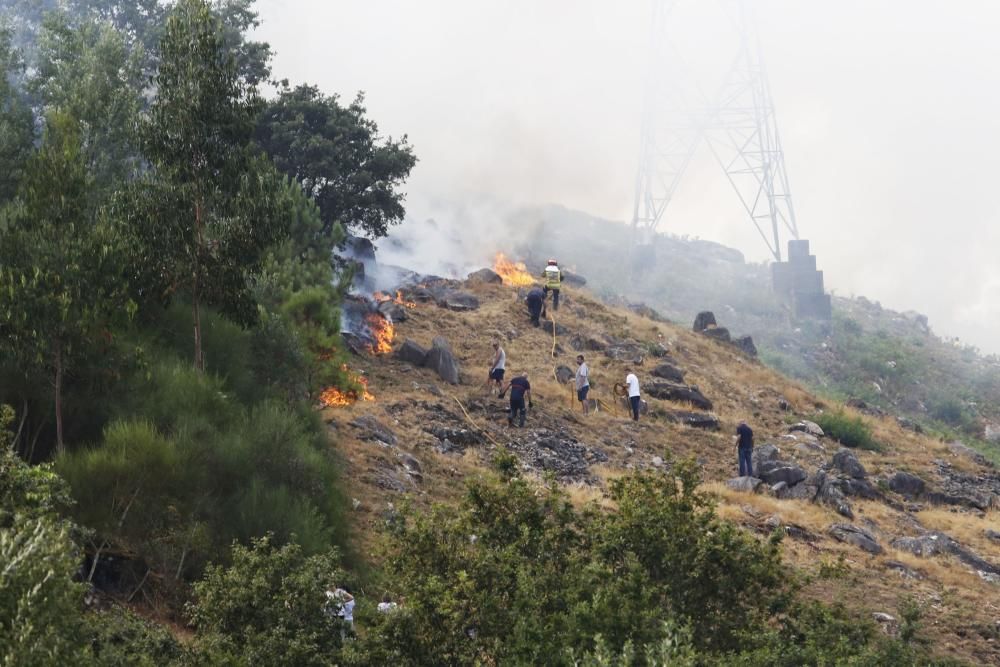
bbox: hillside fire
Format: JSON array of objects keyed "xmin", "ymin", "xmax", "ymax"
[
  {"xmin": 493, "ymin": 252, "xmax": 535, "ymax": 286},
  {"xmin": 319, "ymin": 367, "xmax": 375, "ymax": 407},
  {"xmin": 373, "ymin": 290, "xmax": 416, "ymax": 309},
  {"xmin": 365, "ymin": 313, "xmax": 394, "ymax": 354}
]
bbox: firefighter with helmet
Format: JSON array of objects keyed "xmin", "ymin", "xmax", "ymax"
[{"xmin": 542, "ymin": 259, "xmax": 563, "ymax": 311}]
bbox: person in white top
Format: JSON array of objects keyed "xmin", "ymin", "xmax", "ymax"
[
  {"xmin": 624, "ymin": 368, "xmax": 641, "ymax": 421},
  {"xmin": 377, "ymin": 593, "xmax": 398, "ymax": 613},
  {"xmin": 575, "ymin": 355, "xmax": 590, "ymax": 415},
  {"xmin": 325, "ymin": 586, "xmax": 355, "ymax": 639},
  {"xmin": 488, "ymin": 341, "xmax": 506, "ymax": 393}
]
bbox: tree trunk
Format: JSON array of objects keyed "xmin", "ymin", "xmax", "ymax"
[
  {"xmin": 193, "ymin": 199, "xmax": 204, "ymax": 371},
  {"xmin": 54, "ymin": 338, "xmax": 64, "ymax": 453}
]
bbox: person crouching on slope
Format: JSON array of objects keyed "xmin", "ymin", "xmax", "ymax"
[{"xmin": 499, "ymin": 372, "xmax": 532, "ymax": 427}]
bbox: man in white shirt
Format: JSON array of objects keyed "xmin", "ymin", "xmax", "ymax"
[
  {"xmin": 488, "ymin": 341, "xmax": 506, "ymax": 393},
  {"xmin": 575, "ymin": 355, "xmax": 590, "ymax": 415},
  {"xmin": 625, "ymin": 368, "xmax": 641, "ymax": 421},
  {"xmin": 326, "ymin": 586, "xmax": 355, "ymax": 639}
]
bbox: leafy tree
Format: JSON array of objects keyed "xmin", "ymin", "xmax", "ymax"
[
  {"xmin": 31, "ymin": 13, "xmax": 145, "ymax": 198},
  {"xmin": 0, "ymin": 112, "xmax": 129, "ymax": 452},
  {"xmin": 119, "ymin": 0, "xmax": 287, "ymax": 370},
  {"xmin": 255, "ymin": 83, "xmax": 416, "ymax": 239},
  {"xmin": 0, "ymin": 23, "xmax": 34, "ymax": 202},
  {"xmin": 187, "ymin": 535, "xmax": 346, "ymax": 665}
]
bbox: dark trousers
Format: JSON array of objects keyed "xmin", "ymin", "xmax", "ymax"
[
  {"xmin": 544, "ymin": 287, "xmax": 560, "ymax": 311},
  {"xmin": 738, "ymin": 447, "xmax": 753, "ymax": 477},
  {"xmin": 509, "ymin": 397, "xmax": 526, "ymax": 426},
  {"xmin": 527, "ymin": 300, "xmax": 542, "ymax": 326},
  {"xmin": 629, "ymin": 396, "xmax": 641, "ymax": 421}
]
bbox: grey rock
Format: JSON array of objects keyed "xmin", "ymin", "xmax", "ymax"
[
  {"xmin": 891, "ymin": 531, "xmax": 1000, "ymax": 575},
  {"xmin": 395, "ymin": 338, "xmax": 428, "ymax": 366},
  {"xmin": 872, "ymin": 612, "xmax": 897, "ymax": 624},
  {"xmin": 817, "ymin": 479, "xmax": 854, "ymax": 519},
  {"xmin": 986, "ymin": 529, "xmax": 1000, "ymax": 543},
  {"xmin": 505, "ymin": 428, "xmax": 608, "ymax": 481},
  {"xmin": 437, "ymin": 290, "xmax": 480, "ymax": 311},
  {"xmin": 569, "ymin": 334, "xmax": 606, "ymax": 352},
  {"xmin": 789, "ymin": 420, "xmax": 825, "ymax": 437},
  {"xmin": 399, "ymin": 453, "xmax": 422, "ymax": 475},
  {"xmin": 554, "ymin": 366, "xmax": 574, "ymax": 384},
  {"xmin": 378, "ymin": 300, "xmax": 409, "ymax": 323},
  {"xmin": 759, "ymin": 464, "xmax": 807, "ymax": 487},
  {"xmin": 828, "ymin": 523, "xmax": 882, "ymax": 554},
  {"xmin": 770, "ymin": 482, "xmax": 789, "ymax": 497},
  {"xmin": 692, "ymin": 311, "xmax": 716, "ymax": 332},
  {"xmin": 832, "ymin": 448, "xmax": 867, "ymax": 479},
  {"xmin": 752, "ymin": 444, "xmax": 782, "ymax": 470},
  {"xmin": 726, "ymin": 476, "xmax": 764, "ymax": 493},
  {"xmin": 734, "ymin": 335, "xmax": 758, "ymax": 357},
  {"xmin": 703, "ymin": 327, "xmax": 732, "ymax": 343},
  {"xmin": 784, "ymin": 483, "xmax": 819, "ymax": 501},
  {"xmin": 427, "ymin": 425, "xmax": 482, "ymax": 447},
  {"xmin": 425, "ymin": 337, "xmax": 461, "ymax": 384},
  {"xmin": 350, "ymin": 415, "xmax": 398, "ymax": 446},
  {"xmin": 604, "ymin": 342, "xmax": 645, "ymax": 363},
  {"xmin": 651, "ymin": 456, "xmax": 664, "ymax": 467},
  {"xmin": 650, "ymin": 362, "xmax": 686, "ymax": 383},
  {"xmin": 885, "ymin": 560, "xmax": 923, "ymax": 580},
  {"xmin": 888, "ymin": 471, "xmax": 926, "ymax": 498},
  {"xmin": 764, "ymin": 514, "xmax": 783, "ymax": 529},
  {"xmin": 542, "ymin": 320, "xmax": 570, "ymax": 336},
  {"xmin": 662, "ymin": 410, "xmax": 719, "ymax": 429},
  {"xmin": 465, "ymin": 268, "xmax": 503, "ymax": 285},
  {"xmin": 794, "ymin": 441, "xmax": 827, "ymax": 458},
  {"xmin": 840, "ymin": 477, "xmax": 880, "ymax": 500},
  {"xmin": 644, "ymin": 381, "xmax": 713, "ymax": 410}
]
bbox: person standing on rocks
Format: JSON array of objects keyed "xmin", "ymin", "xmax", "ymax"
[
  {"xmin": 735, "ymin": 420, "xmax": 754, "ymax": 477},
  {"xmin": 499, "ymin": 372, "xmax": 532, "ymax": 427},
  {"xmin": 625, "ymin": 368, "xmax": 641, "ymax": 421},
  {"xmin": 487, "ymin": 340, "xmax": 506, "ymax": 393},
  {"xmin": 542, "ymin": 259, "xmax": 563, "ymax": 311},
  {"xmin": 575, "ymin": 355, "xmax": 591, "ymax": 415},
  {"xmin": 526, "ymin": 287, "xmax": 545, "ymax": 327}
]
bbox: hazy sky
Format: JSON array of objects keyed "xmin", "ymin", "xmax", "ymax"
[{"xmin": 255, "ymin": 0, "xmax": 1000, "ymax": 353}]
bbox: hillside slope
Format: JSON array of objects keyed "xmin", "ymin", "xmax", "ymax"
[{"xmin": 325, "ymin": 271, "xmax": 1000, "ymax": 665}]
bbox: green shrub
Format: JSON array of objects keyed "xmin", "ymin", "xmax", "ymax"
[
  {"xmin": 85, "ymin": 605, "xmax": 184, "ymax": 667},
  {"xmin": 813, "ymin": 411, "xmax": 880, "ymax": 451}
]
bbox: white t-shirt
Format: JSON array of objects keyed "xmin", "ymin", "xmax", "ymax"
[
  {"xmin": 342, "ymin": 599, "xmax": 355, "ymax": 622},
  {"xmin": 377, "ymin": 601, "xmax": 398, "ymax": 613},
  {"xmin": 493, "ymin": 347, "xmax": 506, "ymax": 370},
  {"xmin": 575, "ymin": 362, "xmax": 590, "ymax": 389},
  {"xmin": 626, "ymin": 373, "xmax": 640, "ymax": 398},
  {"xmin": 327, "ymin": 589, "xmax": 355, "ymax": 622}
]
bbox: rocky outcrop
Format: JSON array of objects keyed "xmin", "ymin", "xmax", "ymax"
[
  {"xmin": 505, "ymin": 428, "xmax": 608, "ymax": 482},
  {"xmin": 465, "ymin": 268, "xmax": 502, "ymax": 285},
  {"xmin": 832, "ymin": 448, "xmax": 867, "ymax": 479},
  {"xmin": 693, "ymin": 311, "xmax": 717, "ymax": 332},
  {"xmin": 644, "ymin": 381, "xmax": 713, "ymax": 410},
  {"xmin": 828, "ymin": 523, "xmax": 882, "ymax": 554},
  {"xmin": 569, "ymin": 334, "xmax": 607, "ymax": 352},
  {"xmin": 703, "ymin": 327, "xmax": 732, "ymax": 343},
  {"xmin": 727, "ymin": 476, "xmax": 764, "ymax": 493},
  {"xmin": 891, "ymin": 532, "xmax": 1000, "ymax": 575},
  {"xmin": 542, "ymin": 320, "xmax": 570, "ymax": 336},
  {"xmin": 554, "ymin": 366, "xmax": 574, "ymax": 384},
  {"xmin": 425, "ymin": 337, "xmax": 461, "ymax": 384},
  {"xmin": 929, "ymin": 459, "xmax": 1000, "ymax": 510},
  {"xmin": 789, "ymin": 420, "xmax": 825, "ymax": 437},
  {"xmin": 734, "ymin": 335, "xmax": 757, "ymax": 357},
  {"xmin": 650, "ymin": 362, "xmax": 686, "ymax": 383},
  {"xmin": 758, "ymin": 462, "xmax": 807, "ymax": 487},
  {"xmin": 437, "ymin": 290, "xmax": 480, "ymax": 312},
  {"xmin": 888, "ymin": 471, "xmax": 926, "ymax": 498},
  {"xmin": 395, "ymin": 339, "xmax": 428, "ymax": 365},
  {"xmin": 350, "ymin": 415, "xmax": 398, "ymax": 446},
  {"xmin": 604, "ymin": 342, "xmax": 645, "ymax": 363},
  {"xmin": 663, "ymin": 410, "xmax": 719, "ymax": 429}
]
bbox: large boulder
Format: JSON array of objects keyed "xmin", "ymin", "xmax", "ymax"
[
  {"xmin": 726, "ymin": 476, "xmax": 763, "ymax": 493},
  {"xmin": 758, "ymin": 463, "xmax": 807, "ymax": 487},
  {"xmin": 828, "ymin": 523, "xmax": 882, "ymax": 554},
  {"xmin": 350, "ymin": 415, "xmax": 398, "ymax": 446},
  {"xmin": 378, "ymin": 300, "xmax": 409, "ymax": 322},
  {"xmin": 395, "ymin": 339, "xmax": 428, "ymax": 366},
  {"xmin": 644, "ymin": 381, "xmax": 713, "ymax": 410},
  {"xmin": 569, "ymin": 335, "xmax": 607, "ymax": 352},
  {"xmin": 702, "ymin": 327, "xmax": 732, "ymax": 343},
  {"xmin": 751, "ymin": 444, "xmax": 782, "ymax": 470},
  {"xmin": 734, "ymin": 335, "xmax": 758, "ymax": 357},
  {"xmin": 663, "ymin": 410, "xmax": 720, "ymax": 430},
  {"xmin": 789, "ymin": 420, "xmax": 825, "ymax": 437},
  {"xmin": 693, "ymin": 311, "xmax": 717, "ymax": 332},
  {"xmin": 891, "ymin": 532, "xmax": 1000, "ymax": 575},
  {"xmin": 832, "ymin": 448, "xmax": 867, "ymax": 479},
  {"xmin": 650, "ymin": 362, "xmax": 686, "ymax": 383},
  {"xmin": 424, "ymin": 337, "xmax": 461, "ymax": 384},
  {"xmin": 465, "ymin": 268, "xmax": 503, "ymax": 285},
  {"xmin": 888, "ymin": 471, "xmax": 926, "ymax": 498},
  {"xmin": 437, "ymin": 290, "xmax": 480, "ymax": 312},
  {"xmin": 554, "ymin": 366, "xmax": 574, "ymax": 384}
]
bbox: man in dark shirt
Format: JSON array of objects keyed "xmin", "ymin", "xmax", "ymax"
[
  {"xmin": 525, "ymin": 288, "xmax": 545, "ymax": 327},
  {"xmin": 500, "ymin": 373, "xmax": 532, "ymax": 427},
  {"xmin": 735, "ymin": 420, "xmax": 754, "ymax": 477}
]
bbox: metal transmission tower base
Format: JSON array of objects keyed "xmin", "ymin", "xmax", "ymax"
[{"xmin": 631, "ymin": 0, "xmax": 800, "ymax": 263}]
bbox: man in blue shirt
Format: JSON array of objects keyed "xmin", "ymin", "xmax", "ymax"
[{"xmin": 500, "ymin": 373, "xmax": 532, "ymax": 427}]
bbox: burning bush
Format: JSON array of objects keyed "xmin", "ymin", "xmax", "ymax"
[{"xmin": 319, "ymin": 366, "xmax": 375, "ymax": 407}]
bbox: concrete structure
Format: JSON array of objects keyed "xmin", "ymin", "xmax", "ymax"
[{"xmin": 772, "ymin": 240, "xmax": 832, "ymax": 320}]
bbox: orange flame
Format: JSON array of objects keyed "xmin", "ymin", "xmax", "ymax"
[
  {"xmin": 319, "ymin": 369, "xmax": 375, "ymax": 407},
  {"xmin": 373, "ymin": 290, "xmax": 416, "ymax": 309},
  {"xmin": 493, "ymin": 253, "xmax": 534, "ymax": 287},
  {"xmin": 366, "ymin": 313, "xmax": 394, "ymax": 354}
]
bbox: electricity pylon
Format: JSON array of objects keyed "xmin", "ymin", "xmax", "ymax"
[{"xmin": 631, "ymin": 0, "xmax": 799, "ymax": 261}]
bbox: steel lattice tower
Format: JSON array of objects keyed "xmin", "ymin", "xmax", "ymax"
[{"xmin": 631, "ymin": 0, "xmax": 799, "ymax": 261}]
